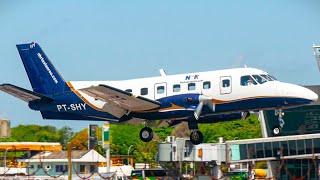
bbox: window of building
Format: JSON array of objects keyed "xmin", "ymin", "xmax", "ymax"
[
  {"xmin": 240, "ymin": 75, "xmax": 257, "ymax": 86},
  {"xmin": 247, "ymin": 144, "xmax": 256, "ymax": 159},
  {"xmin": 239, "ymin": 144, "xmax": 248, "ymax": 160},
  {"xmin": 56, "ymin": 165, "xmax": 67, "ymax": 172},
  {"xmin": 255, "ymin": 143, "xmax": 264, "ymax": 158},
  {"xmin": 281, "ymin": 141, "xmax": 289, "ymax": 156},
  {"xmin": 264, "ymin": 142, "xmax": 273, "ymax": 158},
  {"xmin": 90, "ymin": 165, "xmax": 95, "ymax": 173},
  {"xmin": 203, "ymin": 81, "xmax": 211, "ymax": 89},
  {"xmin": 157, "ymin": 86, "xmax": 165, "ymax": 94},
  {"xmin": 29, "ymin": 165, "xmax": 34, "ymax": 169},
  {"xmin": 173, "ymin": 84, "xmax": 180, "ymax": 92},
  {"xmin": 288, "ymin": 140, "xmax": 297, "ymax": 156},
  {"xmin": 313, "ymin": 138, "xmax": 320, "ymax": 153},
  {"xmin": 188, "ymin": 83, "xmax": 196, "ymax": 91},
  {"xmin": 125, "ymin": 89, "xmax": 132, "ymax": 93},
  {"xmin": 140, "ymin": 88, "xmax": 148, "ymax": 95},
  {"xmin": 80, "ymin": 165, "xmax": 86, "ymax": 173},
  {"xmin": 272, "ymin": 141, "xmax": 280, "ymax": 158},
  {"xmin": 297, "ymin": 140, "xmax": 306, "ymax": 155},
  {"xmin": 306, "ymin": 139, "xmax": 313, "ymax": 154}
]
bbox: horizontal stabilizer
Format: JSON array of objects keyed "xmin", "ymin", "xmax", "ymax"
[
  {"xmin": 79, "ymin": 84, "xmax": 161, "ymax": 117},
  {"xmin": 0, "ymin": 84, "xmax": 53, "ymax": 102}
]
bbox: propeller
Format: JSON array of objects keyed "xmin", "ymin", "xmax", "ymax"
[{"xmin": 194, "ymin": 95, "xmax": 215, "ymax": 120}]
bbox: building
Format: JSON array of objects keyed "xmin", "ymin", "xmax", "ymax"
[
  {"xmin": 0, "ymin": 119, "xmax": 10, "ymax": 138},
  {"xmin": 20, "ymin": 149, "xmax": 106, "ymax": 176}
]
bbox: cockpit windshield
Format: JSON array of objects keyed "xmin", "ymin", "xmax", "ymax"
[
  {"xmin": 252, "ymin": 75, "xmax": 267, "ymax": 84},
  {"xmin": 240, "ymin": 75, "xmax": 258, "ymax": 86},
  {"xmin": 241, "ymin": 74, "xmax": 277, "ymax": 86},
  {"xmin": 260, "ymin": 74, "xmax": 277, "ymax": 81}
]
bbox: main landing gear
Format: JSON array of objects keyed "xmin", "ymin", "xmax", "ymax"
[
  {"xmin": 272, "ymin": 109, "xmax": 285, "ymax": 136},
  {"xmin": 138, "ymin": 121, "xmax": 204, "ymax": 145},
  {"xmin": 188, "ymin": 121, "xmax": 203, "ymax": 145},
  {"xmin": 190, "ymin": 130, "xmax": 203, "ymax": 145},
  {"xmin": 139, "ymin": 126, "xmax": 154, "ymax": 142}
]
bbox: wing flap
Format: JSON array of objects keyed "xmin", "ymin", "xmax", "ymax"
[
  {"xmin": 79, "ymin": 84, "xmax": 161, "ymax": 112},
  {"xmin": 0, "ymin": 84, "xmax": 53, "ymax": 102}
]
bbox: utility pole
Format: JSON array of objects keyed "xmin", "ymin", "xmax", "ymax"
[
  {"xmin": 103, "ymin": 123, "xmax": 110, "ymax": 173},
  {"xmin": 313, "ymin": 44, "xmax": 320, "ymax": 71},
  {"xmin": 67, "ymin": 142, "xmax": 72, "ymax": 180}
]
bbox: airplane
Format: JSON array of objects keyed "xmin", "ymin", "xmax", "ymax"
[{"xmin": 0, "ymin": 42, "xmax": 318, "ymax": 145}]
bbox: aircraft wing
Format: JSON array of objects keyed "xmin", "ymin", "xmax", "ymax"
[
  {"xmin": 0, "ymin": 84, "xmax": 53, "ymax": 102},
  {"xmin": 79, "ymin": 84, "xmax": 161, "ymax": 117}
]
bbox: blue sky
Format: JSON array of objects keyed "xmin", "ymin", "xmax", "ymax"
[{"xmin": 1, "ymin": 1, "xmax": 320, "ymax": 132}]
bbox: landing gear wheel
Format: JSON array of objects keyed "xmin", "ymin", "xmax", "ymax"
[
  {"xmin": 139, "ymin": 127, "xmax": 154, "ymax": 142},
  {"xmin": 190, "ymin": 131, "xmax": 203, "ymax": 145},
  {"xmin": 272, "ymin": 126, "xmax": 282, "ymax": 136}
]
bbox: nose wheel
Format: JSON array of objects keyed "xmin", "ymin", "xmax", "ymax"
[
  {"xmin": 139, "ymin": 127, "xmax": 154, "ymax": 142},
  {"xmin": 272, "ymin": 109, "xmax": 285, "ymax": 136}
]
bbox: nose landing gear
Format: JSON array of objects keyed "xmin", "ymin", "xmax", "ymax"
[{"xmin": 272, "ymin": 109, "xmax": 285, "ymax": 136}]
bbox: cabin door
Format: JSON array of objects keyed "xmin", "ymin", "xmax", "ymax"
[
  {"xmin": 154, "ymin": 83, "xmax": 167, "ymax": 100},
  {"xmin": 220, "ymin": 76, "xmax": 232, "ymax": 94}
]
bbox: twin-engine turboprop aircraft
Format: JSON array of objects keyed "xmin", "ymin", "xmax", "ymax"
[{"xmin": 0, "ymin": 42, "xmax": 318, "ymax": 144}]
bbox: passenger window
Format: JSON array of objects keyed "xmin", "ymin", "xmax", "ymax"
[
  {"xmin": 240, "ymin": 75, "xmax": 257, "ymax": 86},
  {"xmin": 188, "ymin": 83, "xmax": 196, "ymax": 91},
  {"xmin": 203, "ymin": 81, "xmax": 211, "ymax": 89},
  {"xmin": 125, "ymin": 89, "xmax": 132, "ymax": 93},
  {"xmin": 140, "ymin": 88, "xmax": 148, "ymax": 95},
  {"xmin": 222, "ymin": 80, "xmax": 230, "ymax": 87},
  {"xmin": 157, "ymin": 86, "xmax": 165, "ymax": 94},
  {"xmin": 173, "ymin": 84, "xmax": 180, "ymax": 92}
]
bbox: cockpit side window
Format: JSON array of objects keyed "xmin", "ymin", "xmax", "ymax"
[
  {"xmin": 268, "ymin": 74, "xmax": 277, "ymax": 80},
  {"xmin": 240, "ymin": 75, "xmax": 257, "ymax": 86},
  {"xmin": 252, "ymin": 75, "xmax": 267, "ymax": 84},
  {"xmin": 260, "ymin": 74, "xmax": 273, "ymax": 81}
]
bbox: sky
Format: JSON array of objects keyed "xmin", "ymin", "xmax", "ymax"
[{"xmin": 0, "ymin": 1, "xmax": 320, "ymax": 132}]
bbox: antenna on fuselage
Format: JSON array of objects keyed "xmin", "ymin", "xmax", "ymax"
[
  {"xmin": 244, "ymin": 64, "xmax": 248, "ymax": 68},
  {"xmin": 159, "ymin": 69, "xmax": 167, "ymax": 76},
  {"xmin": 313, "ymin": 44, "xmax": 320, "ymax": 71}
]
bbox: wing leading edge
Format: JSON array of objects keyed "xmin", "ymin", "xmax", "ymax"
[{"xmin": 79, "ymin": 84, "xmax": 161, "ymax": 118}]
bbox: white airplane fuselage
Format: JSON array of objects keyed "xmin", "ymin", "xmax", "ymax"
[{"xmin": 65, "ymin": 67, "xmax": 317, "ymax": 122}]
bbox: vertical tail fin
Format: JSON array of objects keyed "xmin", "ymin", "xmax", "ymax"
[{"xmin": 16, "ymin": 42, "xmax": 67, "ymax": 95}]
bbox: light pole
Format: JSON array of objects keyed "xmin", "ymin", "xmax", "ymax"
[
  {"xmin": 4, "ymin": 147, "xmax": 12, "ymax": 176},
  {"xmin": 127, "ymin": 145, "xmax": 133, "ymax": 155}
]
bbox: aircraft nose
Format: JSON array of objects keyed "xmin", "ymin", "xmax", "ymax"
[
  {"xmin": 290, "ymin": 85, "xmax": 318, "ymax": 102},
  {"xmin": 305, "ymin": 88, "xmax": 318, "ymax": 102},
  {"xmin": 282, "ymin": 83, "xmax": 318, "ymax": 102}
]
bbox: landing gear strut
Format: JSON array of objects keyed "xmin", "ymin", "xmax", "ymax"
[
  {"xmin": 188, "ymin": 121, "xmax": 203, "ymax": 145},
  {"xmin": 272, "ymin": 109, "xmax": 285, "ymax": 136},
  {"xmin": 139, "ymin": 127, "xmax": 154, "ymax": 142}
]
